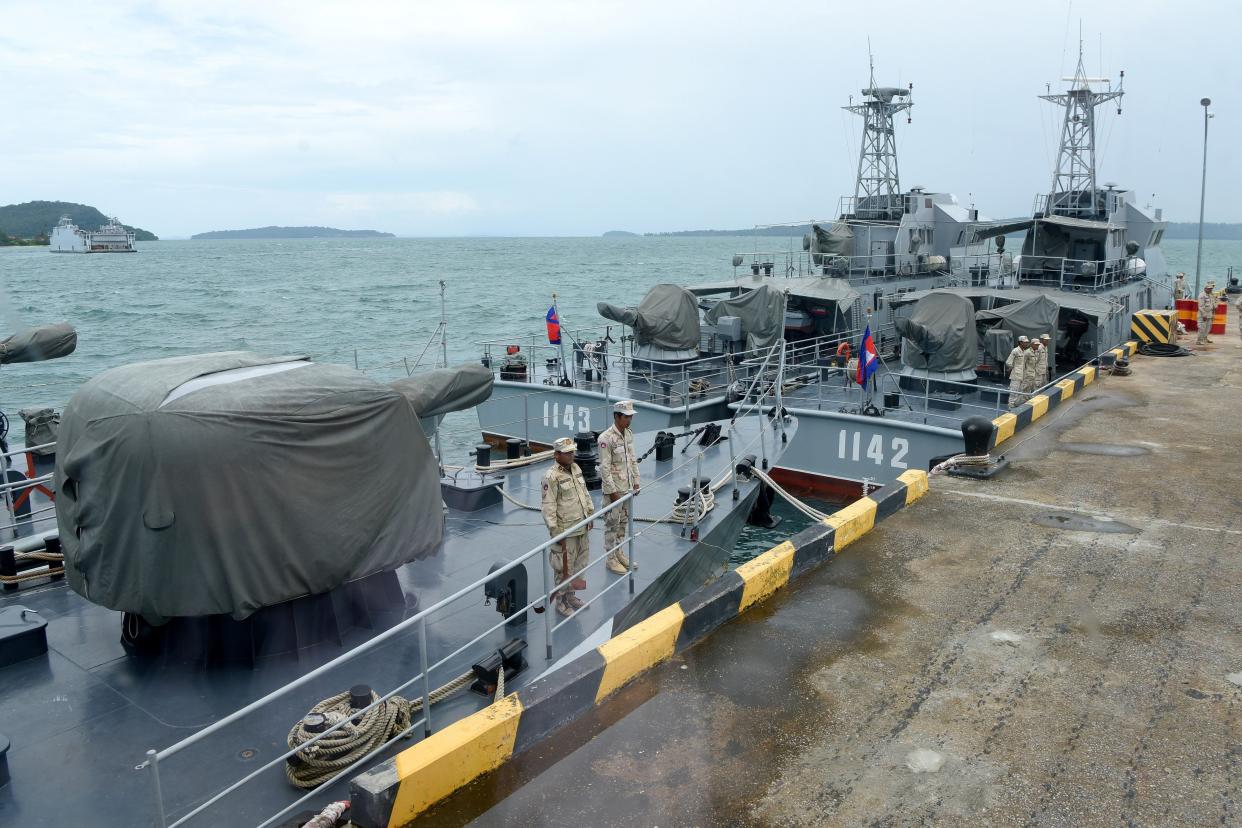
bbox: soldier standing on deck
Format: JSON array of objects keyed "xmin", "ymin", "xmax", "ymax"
[
  {"xmin": 1197, "ymin": 282, "xmax": 1216, "ymax": 345},
  {"xmin": 1023, "ymin": 337, "xmax": 1044, "ymax": 395},
  {"xmin": 598, "ymin": 400, "xmax": 639, "ymax": 574},
  {"xmin": 1038, "ymin": 333, "xmax": 1052, "ymax": 384},
  {"xmin": 1173, "ymin": 272, "xmax": 1187, "ymax": 301},
  {"xmin": 541, "ymin": 436, "xmax": 595, "ymax": 617},
  {"xmin": 1005, "ymin": 336, "xmax": 1031, "ymax": 407}
]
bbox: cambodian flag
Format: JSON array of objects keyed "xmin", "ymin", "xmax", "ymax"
[
  {"xmin": 855, "ymin": 324, "xmax": 878, "ymax": 387},
  {"xmin": 546, "ymin": 306, "xmax": 561, "ymax": 344}
]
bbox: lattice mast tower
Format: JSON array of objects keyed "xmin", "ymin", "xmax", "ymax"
[
  {"xmin": 844, "ymin": 57, "xmax": 913, "ymax": 220},
  {"xmin": 1041, "ymin": 40, "xmax": 1123, "ymax": 218}
]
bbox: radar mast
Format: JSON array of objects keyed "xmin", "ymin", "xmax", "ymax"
[
  {"xmin": 843, "ymin": 54, "xmax": 913, "ymax": 221},
  {"xmin": 1041, "ymin": 38, "xmax": 1124, "ymax": 218}
]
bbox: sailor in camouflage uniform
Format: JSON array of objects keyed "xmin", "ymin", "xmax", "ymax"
[
  {"xmin": 1005, "ymin": 336, "xmax": 1031, "ymax": 407},
  {"xmin": 541, "ymin": 436, "xmax": 595, "ymax": 617},
  {"xmin": 598, "ymin": 400, "xmax": 639, "ymax": 574},
  {"xmin": 1197, "ymin": 281, "xmax": 1216, "ymax": 345}
]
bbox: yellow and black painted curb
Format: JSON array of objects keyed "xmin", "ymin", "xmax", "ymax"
[
  {"xmin": 350, "ymin": 469, "xmax": 931, "ymax": 828},
  {"xmin": 988, "ymin": 341, "xmax": 1138, "ymax": 450}
]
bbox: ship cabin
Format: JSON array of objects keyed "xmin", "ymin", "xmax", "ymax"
[{"xmin": 970, "ymin": 185, "xmax": 1167, "ymax": 296}]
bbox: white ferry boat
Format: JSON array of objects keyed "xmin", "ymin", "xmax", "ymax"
[{"xmin": 48, "ymin": 215, "xmax": 137, "ymax": 253}]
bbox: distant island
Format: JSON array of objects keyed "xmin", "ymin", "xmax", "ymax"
[
  {"xmin": 647, "ymin": 221, "xmax": 1242, "ymax": 240},
  {"xmin": 0, "ymin": 200, "xmax": 157, "ymax": 246},
  {"xmin": 602, "ymin": 230, "xmax": 638, "ymax": 237},
  {"xmin": 192, "ymin": 226, "xmax": 395, "ymax": 240}
]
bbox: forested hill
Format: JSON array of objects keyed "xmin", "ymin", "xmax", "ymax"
[
  {"xmin": 191, "ymin": 226, "xmax": 395, "ymax": 239},
  {"xmin": 0, "ymin": 201, "xmax": 158, "ymax": 241}
]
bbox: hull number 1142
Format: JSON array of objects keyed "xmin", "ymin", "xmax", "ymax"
[{"xmin": 837, "ymin": 430, "xmax": 909, "ymax": 469}]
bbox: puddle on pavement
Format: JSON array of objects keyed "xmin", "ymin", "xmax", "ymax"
[
  {"xmin": 1006, "ymin": 390, "xmax": 1139, "ymax": 461},
  {"xmin": 1032, "ymin": 512, "xmax": 1139, "ymax": 533},
  {"xmin": 1056, "ymin": 442, "xmax": 1150, "ymax": 457}
]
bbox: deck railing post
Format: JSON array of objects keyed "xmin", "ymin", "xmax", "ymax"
[
  {"xmin": 147, "ymin": 750, "xmax": 167, "ymax": 828},
  {"xmin": 627, "ymin": 501, "xmax": 636, "ymax": 595},
  {"xmin": 543, "ymin": 547, "xmax": 555, "ymax": 659},
  {"xmin": 681, "ymin": 365, "xmax": 691, "ymax": 428},
  {"xmin": 418, "ymin": 619, "xmax": 432, "ymax": 737}
]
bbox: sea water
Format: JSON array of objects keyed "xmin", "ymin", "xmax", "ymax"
[{"xmin": 3, "ymin": 236, "xmax": 1238, "ymax": 560}]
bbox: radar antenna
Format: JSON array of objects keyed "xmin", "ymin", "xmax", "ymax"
[
  {"xmin": 843, "ymin": 51, "xmax": 913, "ymax": 221},
  {"xmin": 1040, "ymin": 36, "xmax": 1124, "ymax": 218}
]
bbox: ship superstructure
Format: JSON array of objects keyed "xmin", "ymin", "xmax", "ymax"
[
  {"xmin": 48, "ymin": 215, "xmax": 137, "ymax": 253},
  {"xmin": 714, "ymin": 59, "xmax": 998, "ymax": 343},
  {"xmin": 475, "ymin": 52, "xmax": 1171, "ymax": 498}
]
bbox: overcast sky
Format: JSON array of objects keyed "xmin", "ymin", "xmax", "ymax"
[{"xmin": 3, "ymin": 1, "xmax": 1236, "ymax": 237}]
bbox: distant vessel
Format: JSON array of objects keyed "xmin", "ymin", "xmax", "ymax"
[{"xmin": 48, "ymin": 215, "xmax": 136, "ymax": 253}]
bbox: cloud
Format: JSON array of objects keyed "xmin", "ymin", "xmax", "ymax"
[
  {"xmin": 325, "ymin": 191, "xmax": 481, "ymax": 216},
  {"xmin": 1, "ymin": 0, "xmax": 1237, "ymax": 235}
]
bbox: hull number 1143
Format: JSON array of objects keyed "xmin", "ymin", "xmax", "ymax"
[{"xmin": 543, "ymin": 401, "xmax": 591, "ymax": 432}]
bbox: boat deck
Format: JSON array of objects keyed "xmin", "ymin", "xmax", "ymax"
[{"xmin": 0, "ymin": 416, "xmax": 791, "ymax": 827}]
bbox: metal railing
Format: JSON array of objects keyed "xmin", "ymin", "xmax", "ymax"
[
  {"xmin": 1017, "ymin": 255, "xmax": 1148, "ymax": 292},
  {"xmin": 728, "ymin": 248, "xmax": 954, "ymax": 283},
  {"xmin": 137, "ymin": 374, "xmax": 783, "ymax": 828},
  {"xmin": 477, "ymin": 326, "xmax": 901, "ymax": 415}
]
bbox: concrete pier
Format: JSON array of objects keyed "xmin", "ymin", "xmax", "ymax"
[{"xmin": 430, "ymin": 335, "xmax": 1242, "ymax": 827}]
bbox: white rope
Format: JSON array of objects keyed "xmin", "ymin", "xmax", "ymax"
[{"xmin": 930, "ymin": 452, "xmax": 993, "ymax": 477}]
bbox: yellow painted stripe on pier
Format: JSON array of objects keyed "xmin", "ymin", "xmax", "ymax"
[
  {"xmin": 992, "ymin": 412, "xmax": 1017, "ymax": 445},
  {"xmin": 388, "ymin": 694, "xmax": 524, "ymax": 827},
  {"xmin": 1079, "ymin": 365, "xmax": 1096, "ymax": 385},
  {"xmin": 735, "ymin": 539, "xmax": 796, "ymax": 613},
  {"xmin": 1055, "ymin": 378, "xmax": 1076, "ymax": 400},
  {"xmin": 898, "ymin": 470, "xmax": 929, "ymax": 504},
  {"xmin": 824, "ymin": 496, "xmax": 878, "ymax": 550},
  {"xmin": 1125, "ymin": 340, "xmax": 1139, "ymax": 356},
  {"xmin": 595, "ymin": 603, "xmax": 685, "ymax": 703},
  {"xmin": 1028, "ymin": 394, "xmax": 1049, "ymax": 420}
]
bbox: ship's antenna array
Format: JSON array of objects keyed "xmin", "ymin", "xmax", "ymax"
[
  {"xmin": 843, "ymin": 49, "xmax": 913, "ymax": 221},
  {"xmin": 1040, "ymin": 36, "xmax": 1123, "ymax": 218}
]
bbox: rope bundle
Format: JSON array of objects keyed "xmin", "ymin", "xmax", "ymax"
[
  {"xmin": 930, "ymin": 452, "xmax": 994, "ymax": 477},
  {"xmin": 285, "ymin": 671, "xmax": 474, "ymax": 789}
]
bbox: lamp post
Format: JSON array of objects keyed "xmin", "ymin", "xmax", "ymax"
[{"xmin": 1194, "ymin": 97, "xmax": 1212, "ymax": 294}]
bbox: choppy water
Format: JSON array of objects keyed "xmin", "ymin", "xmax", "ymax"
[{"xmin": 3, "ymin": 236, "xmax": 1238, "ymax": 560}]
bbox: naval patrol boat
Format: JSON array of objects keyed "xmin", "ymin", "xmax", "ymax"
[
  {"xmin": 0, "ymin": 333, "xmax": 793, "ymax": 827},
  {"xmin": 750, "ymin": 45, "xmax": 1173, "ymax": 492},
  {"xmin": 476, "ymin": 61, "xmax": 1003, "ymax": 496},
  {"xmin": 476, "ymin": 53, "xmax": 1168, "ymax": 498}
]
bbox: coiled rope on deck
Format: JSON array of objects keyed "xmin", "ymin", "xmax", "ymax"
[{"xmin": 285, "ymin": 671, "xmax": 476, "ymax": 789}]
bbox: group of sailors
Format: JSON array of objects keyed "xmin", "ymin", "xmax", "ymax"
[
  {"xmin": 1004, "ymin": 333, "xmax": 1052, "ymax": 407},
  {"xmin": 539, "ymin": 399, "xmax": 640, "ymax": 617},
  {"xmin": 1173, "ymin": 271, "xmax": 1232, "ymax": 347}
]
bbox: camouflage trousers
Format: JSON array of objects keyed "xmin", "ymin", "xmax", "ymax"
[
  {"xmin": 1007, "ymin": 379, "xmax": 1026, "ymax": 408},
  {"xmin": 550, "ymin": 533, "xmax": 589, "ymax": 593},
  {"xmin": 604, "ymin": 499, "xmax": 631, "ymax": 564}
]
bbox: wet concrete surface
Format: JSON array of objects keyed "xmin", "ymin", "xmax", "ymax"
[{"xmin": 419, "ymin": 336, "xmax": 1242, "ymax": 828}]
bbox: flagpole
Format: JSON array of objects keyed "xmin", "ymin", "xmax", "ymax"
[{"xmin": 552, "ymin": 292, "xmax": 569, "ymax": 385}]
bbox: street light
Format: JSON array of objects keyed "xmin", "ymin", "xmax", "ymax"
[{"xmin": 1194, "ymin": 97, "xmax": 1212, "ymax": 294}]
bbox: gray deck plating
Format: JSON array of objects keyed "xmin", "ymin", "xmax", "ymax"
[{"xmin": 0, "ymin": 416, "xmax": 791, "ymax": 827}]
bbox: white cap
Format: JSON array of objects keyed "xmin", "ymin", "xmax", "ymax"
[
  {"xmin": 1040, "ymin": 333, "xmax": 1051, "ymax": 340},
  {"xmin": 1205, "ymin": 280, "xmax": 1216, "ymax": 289},
  {"xmin": 1017, "ymin": 335, "xmax": 1029, "ymax": 343},
  {"xmin": 553, "ymin": 437, "xmax": 576, "ymax": 453},
  {"xmin": 613, "ymin": 399, "xmax": 636, "ymax": 416}
]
